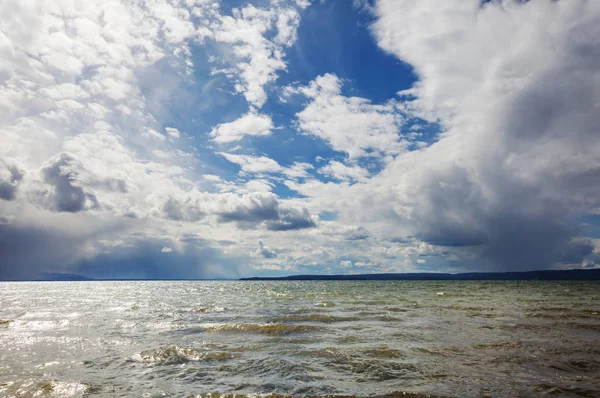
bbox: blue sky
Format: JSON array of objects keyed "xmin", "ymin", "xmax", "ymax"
[
  {"xmin": 1, "ymin": 0, "xmax": 599, "ymax": 279},
  {"xmin": 167, "ymin": 0, "xmax": 421, "ymax": 194}
]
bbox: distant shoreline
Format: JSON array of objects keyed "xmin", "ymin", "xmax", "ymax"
[
  {"xmin": 240, "ymin": 268, "xmax": 600, "ymax": 281},
  {"xmin": 2, "ymin": 268, "xmax": 599, "ymax": 281}
]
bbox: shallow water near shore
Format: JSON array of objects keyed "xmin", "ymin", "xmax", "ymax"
[{"xmin": 0, "ymin": 280, "xmax": 599, "ymax": 397}]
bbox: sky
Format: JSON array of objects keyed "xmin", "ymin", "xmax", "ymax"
[{"xmin": 1, "ymin": 0, "xmax": 600, "ymax": 280}]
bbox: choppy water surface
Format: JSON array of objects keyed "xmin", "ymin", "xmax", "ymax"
[{"xmin": 1, "ymin": 281, "xmax": 599, "ymax": 397}]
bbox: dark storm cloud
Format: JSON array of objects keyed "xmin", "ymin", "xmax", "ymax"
[
  {"xmin": 0, "ymin": 219, "xmax": 244, "ymax": 280},
  {"xmin": 217, "ymin": 193, "xmax": 316, "ymax": 231},
  {"xmin": 75, "ymin": 239, "xmax": 242, "ymax": 280},
  {"xmin": 266, "ymin": 207, "xmax": 317, "ymax": 231},
  {"xmin": 0, "ymin": 222, "xmax": 88, "ymax": 280},
  {"xmin": 0, "ymin": 163, "xmax": 24, "ymax": 201},
  {"xmin": 41, "ymin": 153, "xmax": 98, "ymax": 213},
  {"xmin": 162, "ymin": 197, "xmax": 205, "ymax": 222},
  {"xmin": 162, "ymin": 192, "xmax": 316, "ymax": 231},
  {"xmin": 217, "ymin": 194, "xmax": 280, "ymax": 224},
  {"xmin": 392, "ymin": 162, "xmax": 597, "ymax": 271}
]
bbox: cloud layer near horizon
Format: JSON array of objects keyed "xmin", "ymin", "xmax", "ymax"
[{"xmin": 0, "ymin": 0, "xmax": 599, "ymax": 279}]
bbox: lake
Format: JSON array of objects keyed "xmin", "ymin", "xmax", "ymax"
[{"xmin": 0, "ymin": 281, "xmax": 599, "ymax": 397}]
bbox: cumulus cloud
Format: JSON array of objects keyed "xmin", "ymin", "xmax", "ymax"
[
  {"xmin": 210, "ymin": 111, "xmax": 274, "ymax": 143},
  {"xmin": 2, "ymin": 0, "xmax": 598, "ymax": 279},
  {"xmin": 318, "ymin": 161, "xmax": 368, "ymax": 182},
  {"xmin": 246, "ymin": 179, "xmax": 274, "ymax": 193},
  {"xmin": 219, "ymin": 153, "xmax": 284, "ymax": 174},
  {"xmin": 266, "ymin": 207, "xmax": 317, "ymax": 231},
  {"xmin": 216, "ymin": 192, "xmax": 280, "ymax": 224},
  {"xmin": 320, "ymin": 224, "xmax": 371, "ymax": 241},
  {"xmin": 366, "ymin": 0, "xmax": 600, "ymax": 270},
  {"xmin": 255, "ymin": 240, "xmax": 277, "ymax": 258},
  {"xmin": 284, "ymin": 162, "xmax": 314, "ymax": 179},
  {"xmin": 290, "ymin": 73, "xmax": 407, "ymax": 159},
  {"xmin": 0, "ymin": 162, "xmax": 24, "ymax": 201},
  {"xmin": 39, "ymin": 153, "xmax": 98, "ymax": 213},
  {"xmin": 162, "ymin": 196, "xmax": 205, "ymax": 222},
  {"xmin": 0, "ymin": 0, "xmax": 313, "ymax": 279},
  {"xmin": 215, "ymin": 192, "xmax": 317, "ymax": 231}
]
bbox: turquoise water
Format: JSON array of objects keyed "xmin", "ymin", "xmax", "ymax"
[{"xmin": 0, "ymin": 281, "xmax": 599, "ymax": 397}]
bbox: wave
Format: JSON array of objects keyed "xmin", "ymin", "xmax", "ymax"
[
  {"xmin": 189, "ymin": 391, "xmax": 442, "ymax": 398},
  {"xmin": 9, "ymin": 319, "xmax": 70, "ymax": 331},
  {"xmin": 413, "ymin": 346, "xmax": 465, "ymax": 357},
  {"xmin": 201, "ymin": 323, "xmax": 322, "ymax": 336},
  {"xmin": 314, "ymin": 302, "xmax": 336, "ymax": 307},
  {"xmin": 131, "ymin": 346, "xmax": 235, "ymax": 364},
  {"xmin": 546, "ymin": 359, "xmax": 600, "ymax": 374},
  {"xmin": 533, "ymin": 383, "xmax": 600, "ymax": 397},
  {"xmin": 269, "ymin": 314, "xmax": 359, "ymax": 323},
  {"xmin": 0, "ymin": 380, "xmax": 88, "ymax": 397},
  {"xmin": 472, "ymin": 341, "xmax": 524, "ymax": 350},
  {"xmin": 363, "ymin": 347, "xmax": 405, "ymax": 358},
  {"xmin": 186, "ymin": 306, "xmax": 226, "ymax": 313}
]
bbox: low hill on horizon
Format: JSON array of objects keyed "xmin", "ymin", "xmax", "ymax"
[{"xmin": 240, "ymin": 268, "xmax": 600, "ymax": 281}]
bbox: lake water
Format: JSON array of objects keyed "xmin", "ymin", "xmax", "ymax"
[{"xmin": 0, "ymin": 281, "xmax": 599, "ymax": 397}]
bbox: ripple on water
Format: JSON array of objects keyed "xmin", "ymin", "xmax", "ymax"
[
  {"xmin": 1, "ymin": 280, "xmax": 599, "ymax": 397},
  {"xmin": 198, "ymin": 323, "xmax": 323, "ymax": 336},
  {"xmin": 342, "ymin": 358, "xmax": 423, "ymax": 382},
  {"xmin": 532, "ymin": 384, "xmax": 600, "ymax": 397},
  {"xmin": 217, "ymin": 356, "xmax": 324, "ymax": 382}
]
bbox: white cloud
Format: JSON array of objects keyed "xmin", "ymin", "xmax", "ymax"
[
  {"xmin": 2, "ymin": 0, "xmax": 599, "ymax": 279},
  {"xmin": 291, "ymin": 74, "xmax": 407, "ymax": 159},
  {"xmin": 210, "ymin": 111, "xmax": 274, "ymax": 143},
  {"xmin": 267, "ymin": 0, "xmax": 600, "ymax": 273},
  {"xmin": 203, "ymin": 174, "xmax": 222, "ymax": 182},
  {"xmin": 219, "ymin": 154, "xmax": 314, "ymax": 181},
  {"xmin": 219, "ymin": 153, "xmax": 284, "ymax": 174},
  {"xmin": 364, "ymin": 0, "xmax": 600, "ymax": 270},
  {"xmin": 246, "ymin": 179, "xmax": 274, "ymax": 193},
  {"xmin": 161, "ymin": 246, "xmax": 173, "ymax": 253},
  {"xmin": 254, "ymin": 240, "xmax": 277, "ymax": 258},
  {"xmin": 211, "ymin": 4, "xmax": 305, "ymax": 107},
  {"xmin": 318, "ymin": 161, "xmax": 368, "ymax": 182},
  {"xmin": 165, "ymin": 127, "xmax": 181, "ymax": 139},
  {"xmin": 319, "ymin": 223, "xmax": 371, "ymax": 241},
  {"xmin": 0, "ymin": 0, "xmax": 315, "ymax": 279},
  {"xmin": 284, "ymin": 162, "xmax": 313, "ymax": 179},
  {"xmin": 144, "ymin": 129, "xmax": 167, "ymax": 141}
]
